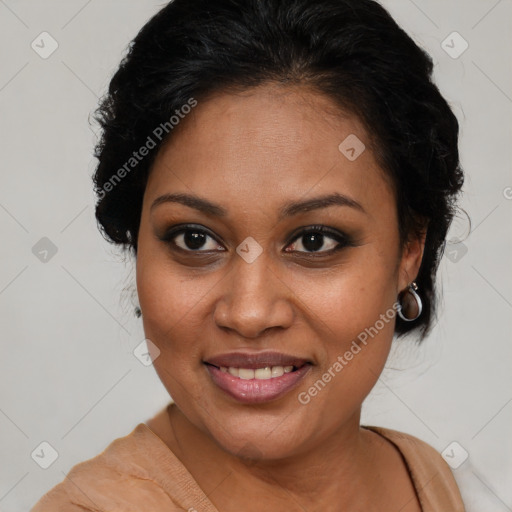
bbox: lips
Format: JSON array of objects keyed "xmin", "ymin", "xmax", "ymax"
[
  {"xmin": 204, "ymin": 351, "xmax": 311, "ymax": 369},
  {"xmin": 203, "ymin": 351, "xmax": 312, "ymax": 404}
]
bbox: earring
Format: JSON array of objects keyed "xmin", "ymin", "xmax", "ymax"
[
  {"xmin": 397, "ymin": 281, "xmax": 422, "ymax": 322},
  {"xmin": 134, "ymin": 306, "xmax": 142, "ymax": 318}
]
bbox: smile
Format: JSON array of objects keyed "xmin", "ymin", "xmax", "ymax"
[{"xmin": 203, "ymin": 351, "xmax": 312, "ymax": 404}]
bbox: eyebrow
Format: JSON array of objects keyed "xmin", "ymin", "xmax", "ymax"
[{"xmin": 150, "ymin": 192, "xmax": 366, "ymax": 219}]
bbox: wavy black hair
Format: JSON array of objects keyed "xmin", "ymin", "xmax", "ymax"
[{"xmin": 92, "ymin": 0, "xmax": 464, "ymax": 339}]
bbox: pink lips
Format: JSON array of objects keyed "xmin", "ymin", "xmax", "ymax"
[{"xmin": 204, "ymin": 351, "xmax": 312, "ymax": 404}]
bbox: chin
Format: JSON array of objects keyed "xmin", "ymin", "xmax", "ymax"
[{"xmin": 199, "ymin": 401, "xmax": 315, "ymax": 461}]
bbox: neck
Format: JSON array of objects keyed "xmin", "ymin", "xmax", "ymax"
[{"xmin": 166, "ymin": 404, "xmax": 377, "ymax": 511}]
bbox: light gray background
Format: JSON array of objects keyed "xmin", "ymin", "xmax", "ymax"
[{"xmin": 0, "ymin": 1, "xmax": 511, "ymax": 511}]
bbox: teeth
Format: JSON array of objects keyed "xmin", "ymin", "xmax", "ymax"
[
  {"xmin": 254, "ymin": 367, "xmax": 272, "ymax": 379},
  {"xmin": 239, "ymin": 368, "xmax": 255, "ymax": 380},
  {"xmin": 271, "ymin": 366, "xmax": 284, "ymax": 377},
  {"xmin": 219, "ymin": 365, "xmax": 297, "ymax": 379}
]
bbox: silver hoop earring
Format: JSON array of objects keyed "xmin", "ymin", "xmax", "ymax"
[{"xmin": 397, "ymin": 281, "xmax": 422, "ymax": 322}]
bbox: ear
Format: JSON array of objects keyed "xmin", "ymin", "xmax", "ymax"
[{"xmin": 398, "ymin": 227, "xmax": 427, "ymax": 293}]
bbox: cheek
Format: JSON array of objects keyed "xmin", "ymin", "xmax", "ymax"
[
  {"xmin": 136, "ymin": 232, "xmax": 207, "ymax": 333},
  {"xmin": 289, "ymin": 243, "xmax": 399, "ymax": 339},
  {"xmin": 293, "ymin": 277, "xmax": 397, "ymax": 435},
  {"xmin": 288, "ymin": 245, "xmax": 399, "ymax": 411},
  {"xmin": 135, "ymin": 240, "xmax": 206, "ymax": 369},
  {"xmin": 298, "ymin": 271, "xmax": 396, "ymax": 379},
  {"xmin": 136, "ymin": 254, "xmax": 210, "ymax": 409}
]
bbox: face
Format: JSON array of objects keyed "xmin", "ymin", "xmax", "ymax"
[{"xmin": 136, "ymin": 83, "xmax": 423, "ymax": 460}]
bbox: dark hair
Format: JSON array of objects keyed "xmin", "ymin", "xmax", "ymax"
[{"xmin": 92, "ymin": 0, "xmax": 464, "ymax": 339}]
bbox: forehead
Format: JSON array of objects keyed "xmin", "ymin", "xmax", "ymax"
[{"xmin": 145, "ymin": 84, "xmax": 394, "ymax": 219}]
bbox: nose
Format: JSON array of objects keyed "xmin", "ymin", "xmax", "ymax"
[{"xmin": 213, "ymin": 252, "xmax": 295, "ymax": 339}]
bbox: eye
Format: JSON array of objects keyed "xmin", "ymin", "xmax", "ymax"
[
  {"xmin": 159, "ymin": 223, "xmax": 352, "ymax": 255},
  {"xmin": 285, "ymin": 225, "xmax": 351, "ymax": 255},
  {"xmin": 160, "ymin": 224, "xmax": 225, "ymax": 252}
]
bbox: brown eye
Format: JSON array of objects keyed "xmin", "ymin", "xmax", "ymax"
[
  {"xmin": 160, "ymin": 225, "xmax": 225, "ymax": 252},
  {"xmin": 289, "ymin": 232, "xmax": 338, "ymax": 253},
  {"xmin": 285, "ymin": 225, "xmax": 352, "ymax": 255}
]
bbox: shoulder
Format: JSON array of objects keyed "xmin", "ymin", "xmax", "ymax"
[
  {"xmin": 365, "ymin": 426, "xmax": 465, "ymax": 512},
  {"xmin": 30, "ymin": 424, "xmax": 192, "ymax": 512}
]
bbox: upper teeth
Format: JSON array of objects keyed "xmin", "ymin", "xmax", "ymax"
[{"xmin": 220, "ymin": 366, "xmax": 294, "ymax": 380}]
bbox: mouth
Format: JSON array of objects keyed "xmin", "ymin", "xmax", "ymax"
[{"xmin": 203, "ymin": 352, "xmax": 313, "ymax": 404}]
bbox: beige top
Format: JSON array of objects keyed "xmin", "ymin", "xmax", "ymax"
[{"xmin": 31, "ymin": 405, "xmax": 465, "ymax": 511}]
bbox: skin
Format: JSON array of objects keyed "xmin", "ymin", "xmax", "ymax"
[{"xmin": 136, "ymin": 83, "xmax": 425, "ymax": 511}]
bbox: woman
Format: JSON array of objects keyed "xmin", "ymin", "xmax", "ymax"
[{"xmin": 32, "ymin": 0, "xmax": 465, "ymax": 510}]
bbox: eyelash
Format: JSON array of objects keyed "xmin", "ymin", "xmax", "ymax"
[{"xmin": 158, "ymin": 223, "xmax": 354, "ymax": 257}]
